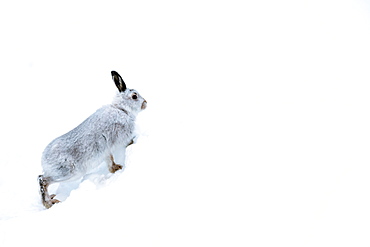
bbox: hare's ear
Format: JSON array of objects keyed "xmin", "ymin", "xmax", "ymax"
[{"xmin": 111, "ymin": 71, "xmax": 126, "ymax": 92}]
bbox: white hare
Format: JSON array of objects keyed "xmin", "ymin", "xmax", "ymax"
[{"xmin": 38, "ymin": 71, "xmax": 147, "ymax": 208}]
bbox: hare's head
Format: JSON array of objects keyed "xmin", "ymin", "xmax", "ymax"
[{"xmin": 111, "ymin": 71, "xmax": 147, "ymax": 114}]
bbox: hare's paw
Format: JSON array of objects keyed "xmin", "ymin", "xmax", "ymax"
[
  {"xmin": 127, "ymin": 138, "xmax": 135, "ymax": 147},
  {"xmin": 50, "ymin": 194, "xmax": 58, "ymax": 200},
  {"xmin": 43, "ymin": 196, "xmax": 61, "ymax": 209},
  {"xmin": 50, "ymin": 198, "xmax": 61, "ymax": 205},
  {"xmin": 109, "ymin": 163, "xmax": 123, "ymax": 173}
]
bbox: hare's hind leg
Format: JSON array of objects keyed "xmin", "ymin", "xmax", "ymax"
[
  {"xmin": 38, "ymin": 175, "xmax": 60, "ymax": 209},
  {"xmin": 108, "ymin": 154, "xmax": 123, "ymax": 173}
]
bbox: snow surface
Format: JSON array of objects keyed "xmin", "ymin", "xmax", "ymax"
[{"xmin": 1, "ymin": 0, "xmax": 370, "ymax": 246}]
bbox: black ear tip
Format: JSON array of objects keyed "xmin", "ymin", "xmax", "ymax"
[{"xmin": 111, "ymin": 71, "xmax": 118, "ymax": 76}]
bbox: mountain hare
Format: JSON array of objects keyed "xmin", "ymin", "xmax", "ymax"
[{"xmin": 38, "ymin": 71, "xmax": 147, "ymax": 209}]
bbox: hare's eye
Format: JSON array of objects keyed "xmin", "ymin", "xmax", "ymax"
[{"xmin": 132, "ymin": 94, "xmax": 138, "ymax": 100}]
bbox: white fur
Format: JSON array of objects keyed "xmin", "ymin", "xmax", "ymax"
[{"xmin": 39, "ymin": 72, "xmax": 146, "ymax": 208}]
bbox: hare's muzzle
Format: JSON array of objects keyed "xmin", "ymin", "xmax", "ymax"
[{"xmin": 141, "ymin": 100, "xmax": 147, "ymax": 110}]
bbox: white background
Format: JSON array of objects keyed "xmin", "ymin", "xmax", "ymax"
[{"xmin": 1, "ymin": 0, "xmax": 370, "ymax": 246}]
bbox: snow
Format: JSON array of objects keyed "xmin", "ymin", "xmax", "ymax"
[{"xmin": 1, "ymin": 0, "xmax": 370, "ymax": 246}]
